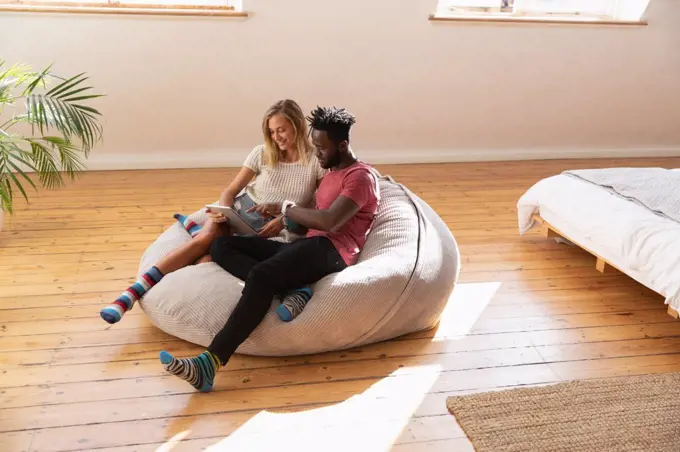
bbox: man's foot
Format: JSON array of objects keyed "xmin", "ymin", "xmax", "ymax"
[
  {"xmin": 276, "ymin": 287, "xmax": 313, "ymax": 322},
  {"xmin": 100, "ymin": 266, "xmax": 164, "ymax": 324},
  {"xmin": 174, "ymin": 213, "xmax": 202, "ymax": 237},
  {"xmin": 159, "ymin": 350, "xmax": 221, "ymax": 392}
]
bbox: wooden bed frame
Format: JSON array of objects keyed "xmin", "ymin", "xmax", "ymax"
[{"xmin": 532, "ymin": 214, "xmax": 679, "ymax": 319}]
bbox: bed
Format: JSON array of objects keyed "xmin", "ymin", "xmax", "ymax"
[{"xmin": 517, "ymin": 168, "xmax": 680, "ymax": 318}]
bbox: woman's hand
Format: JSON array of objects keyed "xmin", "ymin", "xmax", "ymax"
[
  {"xmin": 208, "ymin": 194, "xmax": 235, "ymax": 224},
  {"xmin": 208, "ymin": 212, "xmax": 228, "ymax": 223},
  {"xmin": 205, "ymin": 208, "xmax": 229, "ymax": 224},
  {"xmin": 258, "ymin": 217, "xmax": 284, "ymax": 238},
  {"xmin": 248, "ymin": 202, "xmax": 282, "ymax": 218}
]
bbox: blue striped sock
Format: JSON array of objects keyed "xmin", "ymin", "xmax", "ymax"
[
  {"xmin": 277, "ymin": 286, "xmax": 313, "ymax": 322},
  {"xmin": 160, "ymin": 350, "xmax": 221, "ymax": 392},
  {"xmin": 174, "ymin": 213, "xmax": 202, "ymax": 237},
  {"xmin": 100, "ymin": 266, "xmax": 164, "ymax": 324}
]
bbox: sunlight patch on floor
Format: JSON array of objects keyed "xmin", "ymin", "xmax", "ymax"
[
  {"xmin": 199, "ymin": 364, "xmax": 442, "ymax": 452},
  {"xmin": 155, "ymin": 429, "xmax": 191, "ymax": 452},
  {"xmin": 433, "ymin": 282, "xmax": 501, "ymax": 339}
]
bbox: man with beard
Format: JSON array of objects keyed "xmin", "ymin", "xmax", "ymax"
[{"xmin": 159, "ymin": 105, "xmax": 381, "ymax": 392}]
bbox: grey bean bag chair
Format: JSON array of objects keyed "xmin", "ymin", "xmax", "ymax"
[{"xmin": 138, "ymin": 175, "xmax": 460, "ymax": 356}]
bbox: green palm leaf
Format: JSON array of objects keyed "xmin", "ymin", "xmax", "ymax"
[
  {"xmin": 42, "ymin": 136, "xmax": 86, "ymax": 177},
  {"xmin": 21, "ymin": 64, "xmax": 52, "ymax": 96},
  {"xmin": 0, "ymin": 179, "xmax": 12, "ymax": 214},
  {"xmin": 28, "ymin": 139, "xmax": 62, "ymax": 189},
  {"xmin": 26, "ymin": 91, "xmax": 103, "ymax": 150},
  {"xmin": 0, "ymin": 62, "xmax": 103, "ymax": 213},
  {"xmin": 0, "ymin": 136, "xmax": 38, "ymax": 213},
  {"xmin": 46, "ymin": 72, "xmax": 87, "ymax": 98}
]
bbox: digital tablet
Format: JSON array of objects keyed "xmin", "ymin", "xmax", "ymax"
[{"xmin": 205, "ymin": 204, "xmax": 258, "ymax": 235}]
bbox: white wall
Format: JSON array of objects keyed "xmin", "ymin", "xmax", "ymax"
[{"xmin": 1, "ymin": 0, "xmax": 679, "ymax": 169}]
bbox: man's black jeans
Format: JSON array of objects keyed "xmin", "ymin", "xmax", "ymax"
[{"xmin": 207, "ymin": 235, "xmax": 346, "ymax": 364}]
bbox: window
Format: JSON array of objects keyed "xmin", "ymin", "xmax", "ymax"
[
  {"xmin": 433, "ymin": 0, "xmax": 650, "ymax": 24},
  {"xmin": 0, "ymin": 0, "xmax": 246, "ymax": 16}
]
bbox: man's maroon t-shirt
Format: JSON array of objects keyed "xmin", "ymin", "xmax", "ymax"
[{"xmin": 306, "ymin": 161, "xmax": 380, "ymax": 266}]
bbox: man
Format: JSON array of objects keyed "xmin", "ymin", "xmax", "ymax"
[{"xmin": 160, "ymin": 106, "xmax": 381, "ymax": 392}]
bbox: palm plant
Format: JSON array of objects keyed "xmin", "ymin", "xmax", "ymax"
[{"xmin": 0, "ymin": 61, "xmax": 103, "ymax": 215}]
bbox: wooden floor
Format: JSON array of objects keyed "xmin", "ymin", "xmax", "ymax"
[{"xmin": 2, "ymin": 157, "xmax": 680, "ymax": 452}]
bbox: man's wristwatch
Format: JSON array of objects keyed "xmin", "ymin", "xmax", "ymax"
[
  {"xmin": 281, "ymin": 200, "xmax": 296, "ymax": 216},
  {"xmin": 281, "ymin": 200, "xmax": 296, "ymax": 231}
]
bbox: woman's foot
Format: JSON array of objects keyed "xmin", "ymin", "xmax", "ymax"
[
  {"xmin": 160, "ymin": 350, "xmax": 221, "ymax": 392},
  {"xmin": 276, "ymin": 287, "xmax": 313, "ymax": 322},
  {"xmin": 100, "ymin": 266, "xmax": 164, "ymax": 324}
]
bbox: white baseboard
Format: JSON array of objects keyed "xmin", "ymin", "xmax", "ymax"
[
  {"xmin": 84, "ymin": 150, "xmax": 245, "ymax": 171},
  {"xmin": 82, "ymin": 147, "xmax": 680, "ymax": 171}
]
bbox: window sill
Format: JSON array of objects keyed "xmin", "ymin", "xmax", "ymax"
[
  {"xmin": 428, "ymin": 14, "xmax": 647, "ymax": 26},
  {"xmin": 0, "ymin": 3, "xmax": 248, "ymax": 17}
]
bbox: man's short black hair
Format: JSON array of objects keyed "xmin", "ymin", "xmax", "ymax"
[{"xmin": 307, "ymin": 106, "xmax": 356, "ymax": 144}]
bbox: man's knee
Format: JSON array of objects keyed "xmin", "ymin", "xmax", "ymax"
[
  {"xmin": 246, "ymin": 263, "xmax": 270, "ymax": 285},
  {"xmin": 209, "ymin": 236, "xmax": 237, "ymax": 263},
  {"xmin": 245, "ymin": 261, "xmax": 291, "ymax": 295}
]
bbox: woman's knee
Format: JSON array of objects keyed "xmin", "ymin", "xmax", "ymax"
[
  {"xmin": 200, "ymin": 217, "xmax": 229, "ymax": 235},
  {"xmin": 189, "ymin": 232, "xmax": 215, "ymax": 252},
  {"xmin": 196, "ymin": 254, "xmax": 213, "ymax": 264}
]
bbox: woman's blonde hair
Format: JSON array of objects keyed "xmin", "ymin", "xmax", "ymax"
[{"xmin": 261, "ymin": 99, "xmax": 314, "ymax": 167}]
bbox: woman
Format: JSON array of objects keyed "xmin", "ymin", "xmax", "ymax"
[{"xmin": 100, "ymin": 99, "xmax": 325, "ymax": 325}]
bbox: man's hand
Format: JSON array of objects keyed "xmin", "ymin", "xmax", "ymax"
[
  {"xmin": 258, "ymin": 217, "xmax": 284, "ymax": 238},
  {"xmin": 248, "ymin": 202, "xmax": 282, "ymax": 218}
]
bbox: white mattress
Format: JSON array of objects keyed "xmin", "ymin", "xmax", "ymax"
[{"xmin": 517, "ymin": 174, "xmax": 680, "ymax": 310}]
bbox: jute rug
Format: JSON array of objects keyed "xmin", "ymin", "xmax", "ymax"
[{"xmin": 446, "ymin": 372, "xmax": 680, "ymax": 452}]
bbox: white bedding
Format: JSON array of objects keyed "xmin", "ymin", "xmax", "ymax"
[{"xmin": 517, "ymin": 174, "xmax": 680, "ymax": 310}]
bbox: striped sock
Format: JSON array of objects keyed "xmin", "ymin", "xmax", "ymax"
[
  {"xmin": 276, "ymin": 286, "xmax": 313, "ymax": 322},
  {"xmin": 174, "ymin": 213, "xmax": 202, "ymax": 237},
  {"xmin": 100, "ymin": 266, "xmax": 164, "ymax": 324},
  {"xmin": 160, "ymin": 350, "xmax": 221, "ymax": 392}
]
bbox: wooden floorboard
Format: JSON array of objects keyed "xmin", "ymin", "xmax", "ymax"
[{"xmin": 2, "ymin": 157, "xmax": 680, "ymax": 451}]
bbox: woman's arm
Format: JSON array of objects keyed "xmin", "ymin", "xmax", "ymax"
[{"xmin": 219, "ymin": 166, "xmax": 256, "ymax": 206}]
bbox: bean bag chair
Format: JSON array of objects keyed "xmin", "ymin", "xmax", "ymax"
[{"xmin": 138, "ymin": 174, "xmax": 461, "ymax": 356}]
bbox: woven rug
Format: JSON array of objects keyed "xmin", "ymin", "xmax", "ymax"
[{"xmin": 446, "ymin": 372, "xmax": 680, "ymax": 452}]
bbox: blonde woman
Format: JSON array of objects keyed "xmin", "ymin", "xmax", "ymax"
[{"xmin": 100, "ymin": 99, "xmax": 325, "ymax": 325}]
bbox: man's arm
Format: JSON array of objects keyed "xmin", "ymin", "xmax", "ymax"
[
  {"xmin": 286, "ymin": 196, "xmax": 360, "ymax": 232},
  {"xmin": 250, "ymin": 196, "xmax": 360, "ymax": 233},
  {"xmin": 249, "ymin": 168, "xmax": 375, "ymax": 232}
]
